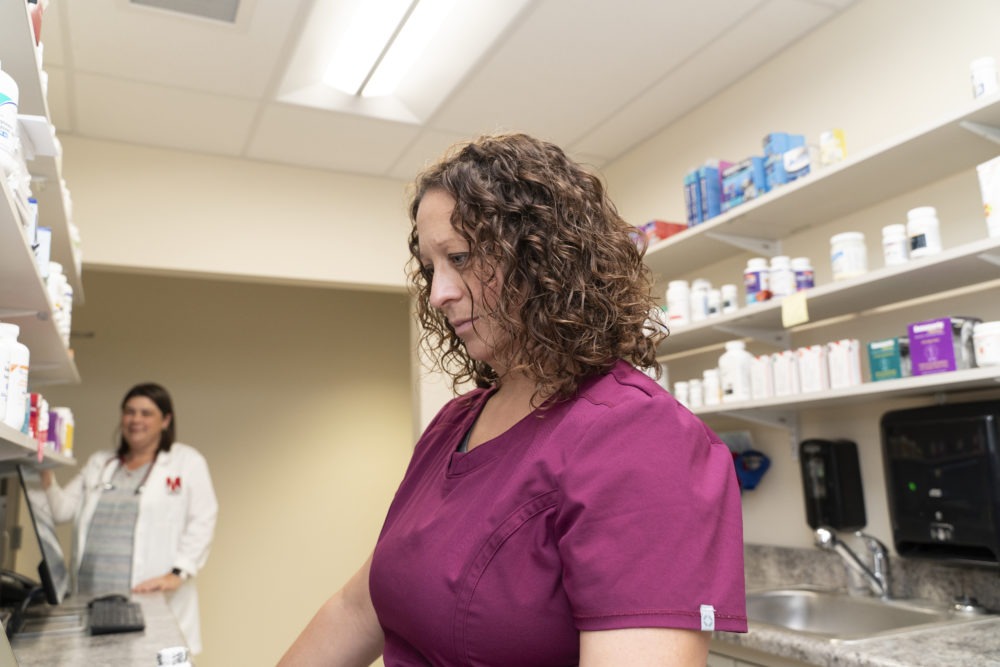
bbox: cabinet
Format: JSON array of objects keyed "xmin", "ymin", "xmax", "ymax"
[
  {"xmin": 651, "ymin": 95, "xmax": 1000, "ymax": 441},
  {"xmin": 1, "ymin": 0, "xmax": 79, "ymax": 469}
]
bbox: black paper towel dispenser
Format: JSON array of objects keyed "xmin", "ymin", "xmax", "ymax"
[{"xmin": 881, "ymin": 400, "xmax": 1000, "ymax": 566}]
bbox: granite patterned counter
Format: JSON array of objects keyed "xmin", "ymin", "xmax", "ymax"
[
  {"xmin": 712, "ymin": 610, "xmax": 1000, "ymax": 667},
  {"xmin": 713, "ymin": 544, "xmax": 1000, "ymax": 667},
  {"xmin": 11, "ymin": 592, "xmax": 187, "ymax": 667}
]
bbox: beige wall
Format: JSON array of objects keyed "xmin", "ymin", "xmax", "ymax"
[
  {"xmin": 602, "ymin": 0, "xmax": 1000, "ymax": 549},
  {"xmin": 41, "ymin": 270, "xmax": 414, "ymax": 667},
  {"xmin": 60, "ymin": 136, "xmax": 412, "ymax": 292}
]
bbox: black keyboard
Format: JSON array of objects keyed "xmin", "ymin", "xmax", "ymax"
[{"xmin": 88, "ymin": 598, "xmax": 145, "ymax": 635}]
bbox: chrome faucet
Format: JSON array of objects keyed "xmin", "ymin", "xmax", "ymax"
[{"xmin": 814, "ymin": 527, "xmax": 892, "ymax": 600}]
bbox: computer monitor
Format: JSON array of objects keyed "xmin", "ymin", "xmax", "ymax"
[{"xmin": 14, "ymin": 466, "xmax": 69, "ymax": 606}]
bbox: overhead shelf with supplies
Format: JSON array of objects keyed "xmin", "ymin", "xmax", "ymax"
[{"xmin": 644, "ymin": 95, "xmax": 1000, "ymax": 279}]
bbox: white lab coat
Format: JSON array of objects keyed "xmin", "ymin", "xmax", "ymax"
[{"xmin": 46, "ymin": 443, "xmax": 218, "ymax": 654}]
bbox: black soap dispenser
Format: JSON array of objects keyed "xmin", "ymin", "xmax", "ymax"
[{"xmin": 799, "ymin": 439, "xmax": 867, "ymax": 531}]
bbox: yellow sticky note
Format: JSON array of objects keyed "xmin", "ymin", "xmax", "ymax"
[{"xmin": 782, "ymin": 292, "xmax": 810, "ymax": 328}]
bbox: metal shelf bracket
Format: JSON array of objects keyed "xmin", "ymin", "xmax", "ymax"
[
  {"xmin": 713, "ymin": 324, "xmax": 790, "ymax": 348},
  {"xmin": 715, "ymin": 408, "xmax": 801, "ymax": 460},
  {"xmin": 704, "ymin": 231, "xmax": 782, "ymax": 257},
  {"xmin": 959, "ymin": 120, "xmax": 1000, "ymax": 145}
]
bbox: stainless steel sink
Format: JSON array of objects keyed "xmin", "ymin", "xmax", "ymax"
[{"xmin": 746, "ymin": 586, "xmax": 991, "ymax": 642}]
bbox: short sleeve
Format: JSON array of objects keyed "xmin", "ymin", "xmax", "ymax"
[{"xmin": 554, "ymin": 393, "xmax": 747, "ymax": 633}]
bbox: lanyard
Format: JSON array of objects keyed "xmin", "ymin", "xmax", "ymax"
[{"xmin": 100, "ymin": 452, "xmax": 158, "ymax": 495}]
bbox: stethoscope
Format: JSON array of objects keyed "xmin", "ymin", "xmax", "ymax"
[{"xmin": 98, "ymin": 452, "xmax": 159, "ymax": 495}]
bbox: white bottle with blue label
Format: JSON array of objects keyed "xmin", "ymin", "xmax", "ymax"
[{"xmin": 0, "ymin": 60, "xmax": 20, "ymax": 176}]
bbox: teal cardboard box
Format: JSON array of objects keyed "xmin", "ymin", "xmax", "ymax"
[{"xmin": 867, "ymin": 337, "xmax": 910, "ymax": 382}]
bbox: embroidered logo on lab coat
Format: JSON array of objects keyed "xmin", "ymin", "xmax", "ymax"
[{"xmin": 166, "ymin": 476, "xmax": 182, "ymax": 493}]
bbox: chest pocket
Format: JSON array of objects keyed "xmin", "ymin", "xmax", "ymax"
[{"xmin": 453, "ymin": 490, "xmax": 579, "ymax": 667}]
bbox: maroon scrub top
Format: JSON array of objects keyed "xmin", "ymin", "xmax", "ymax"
[{"xmin": 370, "ymin": 360, "xmax": 747, "ymax": 666}]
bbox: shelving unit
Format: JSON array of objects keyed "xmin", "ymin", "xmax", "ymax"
[
  {"xmin": 648, "ymin": 95, "xmax": 1000, "ymax": 457},
  {"xmin": 645, "ymin": 95, "xmax": 1000, "ymax": 278},
  {"xmin": 0, "ymin": 0, "xmax": 83, "ymax": 303},
  {"xmin": 0, "ymin": 423, "xmax": 73, "ymax": 470},
  {"xmin": 0, "ymin": 179, "xmax": 79, "ymax": 386},
  {"xmin": 1, "ymin": 1, "xmax": 78, "ymax": 467},
  {"xmin": 661, "ymin": 235, "xmax": 1000, "ymax": 354}
]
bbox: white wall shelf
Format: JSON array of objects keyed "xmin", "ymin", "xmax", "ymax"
[
  {"xmin": 695, "ymin": 365, "xmax": 1000, "ymax": 417},
  {"xmin": 0, "ymin": 422, "xmax": 75, "ymax": 469},
  {"xmin": 645, "ymin": 95, "xmax": 1000, "ymax": 279},
  {"xmin": 660, "ymin": 235, "xmax": 1000, "ymax": 357},
  {"xmin": 0, "ymin": 179, "xmax": 79, "ymax": 386},
  {"xmin": 0, "ymin": 0, "xmax": 83, "ymax": 303}
]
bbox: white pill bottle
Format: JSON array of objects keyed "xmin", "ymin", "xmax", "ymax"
[{"xmin": 719, "ymin": 340, "xmax": 754, "ymax": 403}]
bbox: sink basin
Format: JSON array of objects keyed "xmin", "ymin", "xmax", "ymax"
[{"xmin": 746, "ymin": 587, "xmax": 990, "ymax": 642}]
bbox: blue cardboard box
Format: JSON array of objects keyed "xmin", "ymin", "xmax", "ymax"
[
  {"xmin": 763, "ymin": 132, "xmax": 810, "ymax": 189},
  {"xmin": 697, "ymin": 160, "xmax": 731, "ymax": 222},
  {"xmin": 684, "ymin": 168, "xmax": 702, "ymax": 226},
  {"xmin": 722, "ymin": 157, "xmax": 768, "ymax": 212}
]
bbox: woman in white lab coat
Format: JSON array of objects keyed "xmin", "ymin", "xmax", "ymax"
[{"xmin": 43, "ymin": 383, "xmax": 218, "ymax": 654}]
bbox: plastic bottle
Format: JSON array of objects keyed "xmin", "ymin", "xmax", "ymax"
[
  {"xmin": 687, "ymin": 378, "xmax": 704, "ymax": 409},
  {"xmin": 706, "ymin": 288, "xmax": 722, "ymax": 318},
  {"xmin": 721, "ymin": 284, "xmax": 739, "ymax": 313},
  {"xmin": 791, "ymin": 257, "xmax": 814, "ymax": 291},
  {"xmin": 157, "ymin": 646, "xmax": 193, "ymax": 666},
  {"xmin": 47, "ymin": 263, "xmax": 73, "ymax": 347},
  {"xmin": 769, "ymin": 255, "xmax": 795, "ymax": 298},
  {"xmin": 702, "ymin": 368, "xmax": 721, "ymax": 406},
  {"xmin": 719, "ymin": 340, "xmax": 754, "ymax": 403},
  {"xmin": 830, "ymin": 232, "xmax": 867, "ymax": 280},
  {"xmin": 0, "ymin": 341, "xmax": 9, "ymax": 422},
  {"xmin": 881, "ymin": 224, "xmax": 909, "ymax": 267},
  {"xmin": 672, "ymin": 381, "xmax": 690, "ymax": 407},
  {"xmin": 906, "ymin": 206, "xmax": 942, "ymax": 258},
  {"xmin": 690, "ymin": 279, "xmax": 711, "ymax": 322},
  {"xmin": 666, "ymin": 280, "xmax": 691, "ymax": 327},
  {"xmin": 744, "ymin": 257, "xmax": 770, "ymax": 304},
  {"xmin": 971, "ymin": 56, "xmax": 999, "ymax": 98},
  {"xmin": 0, "ymin": 324, "xmax": 30, "ymax": 431},
  {"xmin": 0, "ymin": 60, "xmax": 20, "ymax": 176}
]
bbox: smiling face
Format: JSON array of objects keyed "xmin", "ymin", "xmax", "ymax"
[
  {"xmin": 121, "ymin": 395, "xmax": 171, "ymax": 455},
  {"xmin": 416, "ymin": 188, "xmax": 508, "ymax": 373}
]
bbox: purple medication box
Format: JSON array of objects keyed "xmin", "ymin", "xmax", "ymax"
[{"xmin": 907, "ymin": 317, "xmax": 979, "ymax": 376}]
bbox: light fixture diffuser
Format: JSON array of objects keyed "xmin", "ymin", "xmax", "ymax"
[
  {"xmin": 323, "ymin": 0, "xmax": 457, "ymax": 98},
  {"xmin": 362, "ymin": 0, "xmax": 457, "ymax": 98}
]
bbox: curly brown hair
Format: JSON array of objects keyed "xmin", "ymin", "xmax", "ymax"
[{"xmin": 408, "ymin": 133, "xmax": 664, "ymax": 403}]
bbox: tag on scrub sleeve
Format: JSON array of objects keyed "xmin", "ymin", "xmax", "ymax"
[{"xmin": 700, "ymin": 604, "xmax": 716, "ymax": 631}]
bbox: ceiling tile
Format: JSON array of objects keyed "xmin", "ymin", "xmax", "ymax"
[
  {"xmin": 63, "ymin": 0, "xmax": 307, "ymax": 98},
  {"xmin": 247, "ymin": 103, "xmax": 421, "ymax": 175},
  {"xmin": 571, "ymin": 0, "xmax": 844, "ymax": 159},
  {"xmin": 430, "ymin": 0, "xmax": 763, "ymax": 144},
  {"xmin": 72, "ymin": 73, "xmax": 259, "ymax": 155},
  {"xmin": 384, "ymin": 129, "xmax": 472, "ymax": 182}
]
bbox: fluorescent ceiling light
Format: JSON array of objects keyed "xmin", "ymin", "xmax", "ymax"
[{"xmin": 323, "ymin": 0, "xmax": 456, "ymax": 98}]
